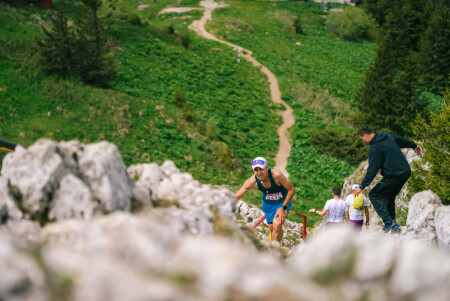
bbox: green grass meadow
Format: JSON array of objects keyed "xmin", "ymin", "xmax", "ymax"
[
  {"xmin": 207, "ymin": 0, "xmax": 375, "ymax": 224},
  {"xmin": 0, "ymin": 0, "xmax": 376, "ymax": 226}
]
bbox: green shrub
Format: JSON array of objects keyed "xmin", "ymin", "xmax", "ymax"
[
  {"xmin": 171, "ymin": 88, "xmax": 194, "ymax": 122},
  {"xmin": 410, "ymin": 91, "xmax": 449, "ymax": 204},
  {"xmin": 326, "ymin": 6, "xmax": 378, "ymax": 42},
  {"xmin": 293, "ymin": 16, "xmax": 304, "ymax": 34},
  {"xmin": 101, "ymin": 0, "xmax": 141, "ymax": 26},
  {"xmin": 310, "ymin": 126, "xmax": 368, "ymax": 165},
  {"xmin": 211, "ymin": 141, "xmax": 233, "ymax": 168},
  {"xmin": 419, "ymin": 91, "xmax": 444, "ymax": 114},
  {"xmin": 181, "ymin": 31, "xmax": 191, "ymax": 49}
]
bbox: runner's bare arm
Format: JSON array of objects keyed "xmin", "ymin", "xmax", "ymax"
[
  {"xmin": 271, "ymin": 170, "xmax": 295, "ymax": 224},
  {"xmin": 235, "ymin": 176, "xmax": 258, "ymax": 200},
  {"xmin": 271, "ymin": 169, "xmax": 295, "ymax": 206}
]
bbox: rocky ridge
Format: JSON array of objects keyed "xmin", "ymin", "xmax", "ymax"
[{"xmin": 0, "ymin": 139, "xmax": 449, "ymax": 301}]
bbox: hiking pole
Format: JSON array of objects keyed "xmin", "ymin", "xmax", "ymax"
[{"xmin": 0, "ymin": 139, "xmax": 18, "ymax": 152}]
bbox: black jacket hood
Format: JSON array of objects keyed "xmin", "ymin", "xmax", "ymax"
[{"xmin": 371, "ymin": 132, "xmax": 388, "ymax": 145}]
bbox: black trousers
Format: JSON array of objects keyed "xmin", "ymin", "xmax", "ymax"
[{"xmin": 368, "ymin": 172, "xmax": 411, "ymax": 225}]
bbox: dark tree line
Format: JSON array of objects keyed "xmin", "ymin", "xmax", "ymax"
[
  {"xmin": 36, "ymin": 0, "xmax": 117, "ymax": 87},
  {"xmin": 355, "ymin": 0, "xmax": 449, "ymax": 136}
]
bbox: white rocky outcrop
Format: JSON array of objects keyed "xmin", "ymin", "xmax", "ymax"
[
  {"xmin": 77, "ymin": 141, "xmax": 134, "ymax": 212},
  {"xmin": 0, "ymin": 139, "xmax": 237, "ymax": 237},
  {"xmin": 289, "ymin": 226, "xmax": 450, "ymax": 301},
  {"xmin": 402, "ymin": 190, "xmax": 442, "ymax": 245},
  {"xmin": 1, "ymin": 139, "xmax": 449, "ymax": 300},
  {"xmin": 0, "ymin": 139, "xmax": 136, "ymax": 222},
  {"xmin": 2, "ymin": 219, "xmax": 449, "ymax": 301},
  {"xmin": 435, "ymin": 205, "xmax": 450, "ymax": 247}
]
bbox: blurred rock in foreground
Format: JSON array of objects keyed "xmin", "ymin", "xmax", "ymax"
[{"xmin": 0, "ymin": 139, "xmax": 449, "ymax": 301}]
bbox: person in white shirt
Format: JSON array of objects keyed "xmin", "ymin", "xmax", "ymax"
[
  {"xmin": 345, "ymin": 184, "xmax": 370, "ymax": 230},
  {"xmin": 309, "ymin": 187, "xmax": 346, "ymax": 226}
]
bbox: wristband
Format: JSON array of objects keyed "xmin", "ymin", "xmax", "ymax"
[
  {"xmin": 282, "ymin": 205, "xmax": 288, "ymax": 210},
  {"xmin": 315, "ymin": 209, "xmax": 317, "ymax": 213}
]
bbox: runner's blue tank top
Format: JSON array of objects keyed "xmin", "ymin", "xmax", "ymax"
[{"xmin": 255, "ymin": 169, "xmax": 288, "ymax": 205}]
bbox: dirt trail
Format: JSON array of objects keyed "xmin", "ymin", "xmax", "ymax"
[{"xmin": 188, "ymin": 0, "xmax": 295, "ymax": 177}]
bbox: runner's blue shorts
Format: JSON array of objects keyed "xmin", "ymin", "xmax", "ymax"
[{"xmin": 262, "ymin": 201, "xmax": 293, "ymax": 223}]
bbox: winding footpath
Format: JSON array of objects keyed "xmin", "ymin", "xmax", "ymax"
[{"xmin": 188, "ymin": 0, "xmax": 295, "ymax": 177}]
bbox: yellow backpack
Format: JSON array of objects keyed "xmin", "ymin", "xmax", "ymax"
[{"xmin": 353, "ymin": 193, "xmax": 364, "ymax": 210}]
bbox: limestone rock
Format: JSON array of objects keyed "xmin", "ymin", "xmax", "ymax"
[
  {"xmin": 435, "ymin": 205, "xmax": 450, "ymax": 249},
  {"xmin": 289, "ymin": 226, "xmax": 450, "ymax": 301},
  {"xmin": 0, "ymin": 139, "xmax": 137, "ymax": 224},
  {"xmin": 3, "ymin": 219, "xmax": 42, "ymax": 248},
  {"xmin": 78, "ymin": 141, "xmax": 133, "ymax": 212},
  {"xmin": 403, "ymin": 190, "xmax": 441, "ymax": 244},
  {"xmin": 160, "ymin": 160, "xmax": 180, "ymax": 177},
  {"xmin": 0, "ymin": 176, "xmax": 23, "ymax": 221},
  {"xmin": 391, "ymin": 240, "xmax": 450, "ymax": 300},
  {"xmin": 0, "ymin": 139, "xmax": 77, "ymax": 219},
  {"xmin": 0, "ymin": 231, "xmax": 48, "ymax": 301},
  {"xmin": 49, "ymin": 174, "xmax": 97, "ymax": 221},
  {"xmin": 2, "ymin": 139, "xmax": 449, "ymax": 301},
  {"xmin": 290, "ymin": 225, "xmax": 357, "ymax": 279}
]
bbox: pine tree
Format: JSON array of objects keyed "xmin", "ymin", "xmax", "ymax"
[
  {"xmin": 36, "ymin": 0, "xmax": 116, "ymax": 86},
  {"xmin": 36, "ymin": 0, "xmax": 77, "ymax": 78},
  {"xmin": 74, "ymin": 0, "xmax": 117, "ymax": 86},
  {"xmin": 354, "ymin": 33, "xmax": 396, "ymax": 131},
  {"xmin": 355, "ymin": 0, "xmax": 429, "ymax": 136},
  {"xmin": 418, "ymin": 2, "xmax": 450, "ymax": 95},
  {"xmin": 355, "ymin": 3, "xmax": 407, "ymax": 131},
  {"xmin": 400, "ymin": 0, "xmax": 429, "ymax": 51},
  {"xmin": 389, "ymin": 52, "xmax": 426, "ymax": 135},
  {"xmin": 363, "ymin": 0, "xmax": 395, "ymax": 26}
]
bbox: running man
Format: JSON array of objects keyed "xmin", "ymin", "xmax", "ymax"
[{"xmin": 235, "ymin": 157, "xmax": 295, "ymax": 242}]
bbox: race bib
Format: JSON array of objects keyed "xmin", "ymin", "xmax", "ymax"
[{"xmin": 266, "ymin": 191, "xmax": 283, "ymax": 201}]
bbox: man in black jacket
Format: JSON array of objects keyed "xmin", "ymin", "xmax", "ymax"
[{"xmin": 353, "ymin": 125, "xmax": 423, "ymax": 233}]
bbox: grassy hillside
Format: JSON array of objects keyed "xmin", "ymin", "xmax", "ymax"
[
  {"xmin": 207, "ymin": 0, "xmax": 375, "ymax": 224},
  {"xmin": 0, "ymin": 0, "xmax": 376, "ymax": 226},
  {"xmin": 0, "ymin": 0, "xmax": 280, "ymax": 184}
]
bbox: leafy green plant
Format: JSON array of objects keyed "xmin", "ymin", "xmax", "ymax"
[
  {"xmin": 181, "ymin": 31, "xmax": 191, "ymax": 49},
  {"xmin": 410, "ymin": 92, "xmax": 449, "ymax": 204},
  {"xmin": 419, "ymin": 91, "xmax": 444, "ymax": 114},
  {"xmin": 294, "ymin": 16, "xmax": 304, "ymax": 34},
  {"xmin": 326, "ymin": 5, "xmax": 378, "ymax": 42},
  {"xmin": 101, "ymin": 0, "xmax": 142, "ymax": 26},
  {"xmin": 310, "ymin": 126, "xmax": 368, "ymax": 165},
  {"xmin": 171, "ymin": 87, "xmax": 194, "ymax": 122}
]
